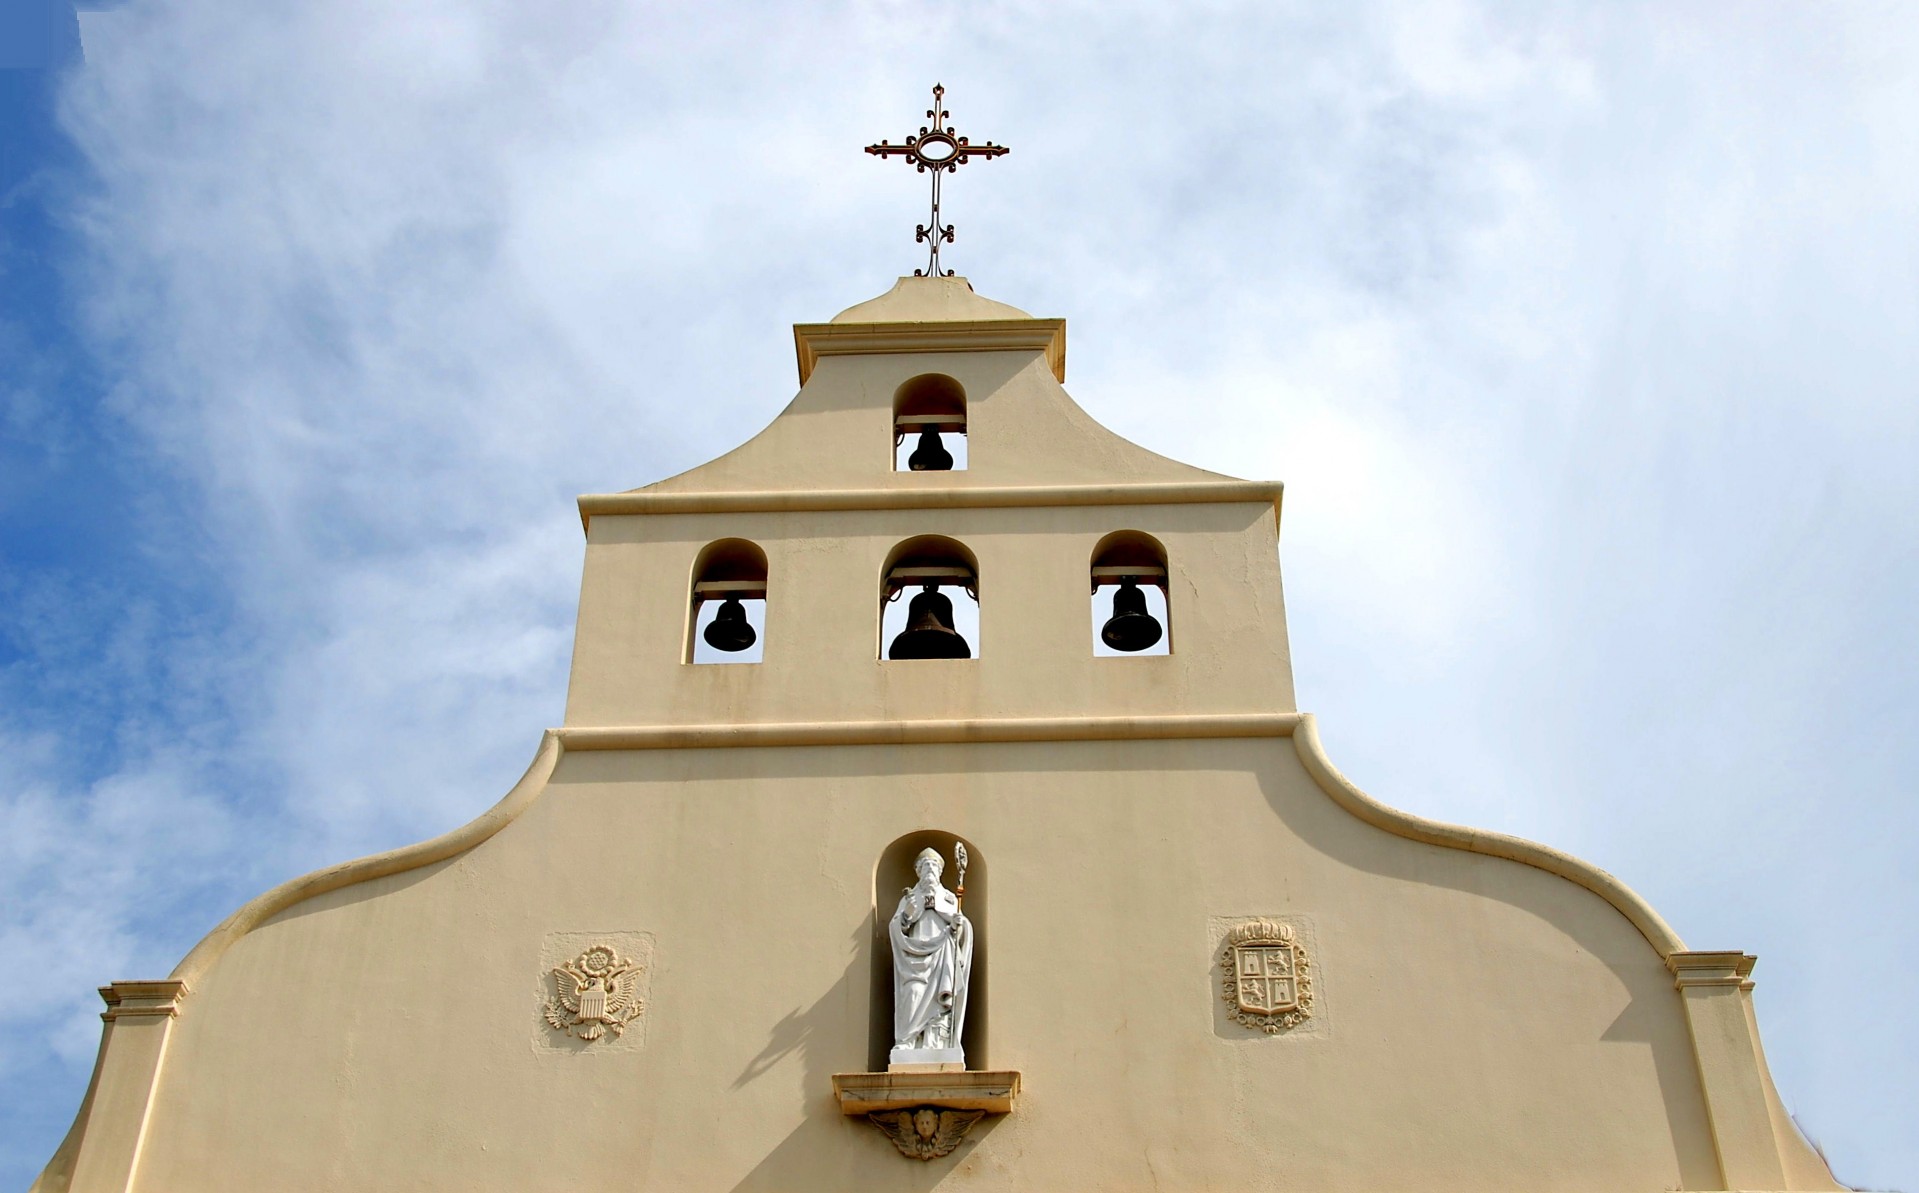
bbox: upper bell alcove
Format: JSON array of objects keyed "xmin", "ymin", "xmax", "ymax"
[{"xmin": 582, "ymin": 276, "xmax": 1254, "ymax": 515}]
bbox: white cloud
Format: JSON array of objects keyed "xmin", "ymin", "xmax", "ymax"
[
  {"xmin": 0, "ymin": 1, "xmax": 1909, "ymax": 1187},
  {"xmin": 0, "ymin": 729, "xmax": 239, "ymax": 1066}
]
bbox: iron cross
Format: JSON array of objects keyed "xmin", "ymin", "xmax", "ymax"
[{"xmin": 865, "ymin": 84, "xmax": 1009, "ymax": 278}]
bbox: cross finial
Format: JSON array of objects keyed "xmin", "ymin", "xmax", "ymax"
[{"xmin": 865, "ymin": 84, "xmax": 1009, "ymax": 278}]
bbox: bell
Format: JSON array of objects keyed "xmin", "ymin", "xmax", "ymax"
[
  {"xmin": 888, "ymin": 585, "xmax": 971, "ymax": 659},
  {"xmin": 702, "ymin": 596, "xmax": 757, "ymax": 653},
  {"xmin": 906, "ymin": 429, "xmax": 954, "ymax": 472},
  {"xmin": 1100, "ymin": 578, "xmax": 1163, "ymax": 652}
]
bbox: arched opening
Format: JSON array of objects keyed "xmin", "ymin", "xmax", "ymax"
[
  {"xmin": 880, "ymin": 535, "xmax": 980, "ymax": 659},
  {"xmin": 1091, "ymin": 530, "xmax": 1170, "ymax": 656},
  {"xmin": 869, "ymin": 830, "xmax": 987, "ymax": 1071},
  {"xmin": 893, "ymin": 373, "xmax": 967, "ymax": 472},
  {"xmin": 687, "ymin": 538, "xmax": 767, "ymax": 664}
]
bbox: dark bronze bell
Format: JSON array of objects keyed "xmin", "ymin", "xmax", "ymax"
[
  {"xmin": 907, "ymin": 429, "xmax": 954, "ymax": 471},
  {"xmin": 702, "ymin": 596, "xmax": 757, "ymax": 653},
  {"xmin": 888, "ymin": 585, "xmax": 970, "ymax": 659},
  {"xmin": 1100, "ymin": 578, "xmax": 1163, "ymax": 652}
]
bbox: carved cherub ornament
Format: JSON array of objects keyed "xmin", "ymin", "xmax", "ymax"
[{"xmin": 868, "ymin": 1106, "xmax": 985, "ymax": 1160}]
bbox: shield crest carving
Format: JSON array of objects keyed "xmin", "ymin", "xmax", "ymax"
[{"xmin": 1220, "ymin": 919, "xmax": 1314, "ymax": 1033}]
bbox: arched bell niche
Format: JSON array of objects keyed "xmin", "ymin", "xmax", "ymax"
[
  {"xmin": 880, "ymin": 535, "xmax": 980, "ymax": 659},
  {"xmin": 1090, "ymin": 530, "xmax": 1171, "ymax": 656},
  {"xmin": 893, "ymin": 373, "xmax": 967, "ymax": 471},
  {"xmin": 868, "ymin": 830, "xmax": 988, "ymax": 1071},
  {"xmin": 686, "ymin": 538, "xmax": 768, "ymax": 664}
]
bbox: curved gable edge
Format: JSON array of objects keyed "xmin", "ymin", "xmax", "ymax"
[
  {"xmin": 94, "ymin": 714, "xmax": 1691, "ymax": 997},
  {"xmin": 169, "ymin": 730, "xmax": 563, "ymax": 986},
  {"xmin": 1289, "ymin": 713, "xmax": 1685, "ymax": 956},
  {"xmin": 40, "ymin": 719, "xmax": 1840, "ymax": 1191},
  {"xmin": 30, "ymin": 732, "xmax": 562, "ymax": 1193},
  {"xmin": 1293, "ymin": 714, "xmax": 1840, "ymax": 1191}
]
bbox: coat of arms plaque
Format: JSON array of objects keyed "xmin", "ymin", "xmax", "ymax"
[{"xmin": 1220, "ymin": 919, "xmax": 1314, "ymax": 1033}]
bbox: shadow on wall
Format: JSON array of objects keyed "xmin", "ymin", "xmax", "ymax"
[
  {"xmin": 732, "ymin": 917, "xmax": 868, "ymax": 1094},
  {"xmin": 726, "ymin": 899, "xmax": 1000, "ymax": 1191},
  {"xmin": 729, "ymin": 1104, "xmax": 1004, "ymax": 1193}
]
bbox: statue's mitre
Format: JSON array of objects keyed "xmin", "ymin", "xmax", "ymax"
[{"xmin": 915, "ymin": 847, "xmax": 944, "ymax": 870}]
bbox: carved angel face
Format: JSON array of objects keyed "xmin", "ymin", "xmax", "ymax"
[{"xmin": 913, "ymin": 1108, "xmax": 939, "ymax": 1139}]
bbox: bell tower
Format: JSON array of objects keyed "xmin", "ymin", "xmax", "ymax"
[{"xmin": 564, "ymin": 273, "xmax": 1292, "ymax": 737}]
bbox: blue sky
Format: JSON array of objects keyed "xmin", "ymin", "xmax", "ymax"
[{"xmin": 2, "ymin": 3, "xmax": 1916, "ymax": 1188}]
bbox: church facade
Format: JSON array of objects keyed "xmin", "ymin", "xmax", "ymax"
[{"xmin": 36, "ymin": 276, "xmax": 1838, "ymax": 1192}]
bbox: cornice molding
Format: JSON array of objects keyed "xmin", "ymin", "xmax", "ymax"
[
  {"xmin": 98, "ymin": 980, "xmax": 188, "ymax": 1021},
  {"xmin": 578, "ymin": 480, "xmax": 1283, "ymax": 526},
  {"xmin": 793, "ymin": 318, "xmax": 1066, "ymax": 385},
  {"xmin": 557, "ymin": 713, "xmax": 1301, "ymax": 751},
  {"xmin": 1667, "ymin": 950, "xmax": 1759, "ymax": 989}
]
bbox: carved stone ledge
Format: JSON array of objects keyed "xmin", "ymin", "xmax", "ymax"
[
  {"xmin": 831, "ymin": 1069, "xmax": 1020, "ymax": 1115},
  {"xmin": 1667, "ymin": 950, "xmax": 1758, "ymax": 991},
  {"xmin": 98, "ymin": 980, "xmax": 188, "ymax": 1021},
  {"xmin": 833, "ymin": 1070, "xmax": 1019, "ymax": 1160}
]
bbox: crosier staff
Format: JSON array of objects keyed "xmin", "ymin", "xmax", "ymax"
[
  {"xmin": 942, "ymin": 842, "xmax": 970, "ymax": 1045},
  {"xmin": 947, "ymin": 842, "xmax": 971, "ymax": 948}
]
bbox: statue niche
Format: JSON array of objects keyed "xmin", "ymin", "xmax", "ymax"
[
  {"xmin": 889, "ymin": 846, "xmax": 973, "ymax": 1067},
  {"xmin": 870, "ymin": 832, "xmax": 986, "ymax": 1071},
  {"xmin": 836, "ymin": 834, "xmax": 1016, "ymax": 1150}
]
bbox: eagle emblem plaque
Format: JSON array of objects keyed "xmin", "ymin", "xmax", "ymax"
[
  {"xmin": 1220, "ymin": 919, "xmax": 1314, "ymax": 1033},
  {"xmin": 542, "ymin": 944, "xmax": 644, "ymax": 1042}
]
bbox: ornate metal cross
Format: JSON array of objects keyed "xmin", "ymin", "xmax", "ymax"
[{"xmin": 865, "ymin": 84, "xmax": 1009, "ymax": 278}]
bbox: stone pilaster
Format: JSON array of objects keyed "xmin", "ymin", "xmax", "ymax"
[
  {"xmin": 1667, "ymin": 952, "xmax": 1786, "ymax": 1190},
  {"xmin": 66, "ymin": 980, "xmax": 187, "ymax": 1193}
]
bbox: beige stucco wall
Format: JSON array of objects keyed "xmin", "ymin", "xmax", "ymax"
[
  {"xmin": 36, "ymin": 277, "xmax": 1838, "ymax": 1191},
  {"xmin": 126, "ymin": 736, "xmax": 1718, "ymax": 1192}
]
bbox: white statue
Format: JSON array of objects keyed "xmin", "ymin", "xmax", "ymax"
[{"xmin": 889, "ymin": 846, "xmax": 973, "ymax": 1068}]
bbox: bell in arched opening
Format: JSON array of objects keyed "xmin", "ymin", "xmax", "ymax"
[
  {"xmin": 702, "ymin": 595, "xmax": 757, "ymax": 653},
  {"xmin": 888, "ymin": 585, "xmax": 971, "ymax": 659},
  {"xmin": 688, "ymin": 539, "xmax": 768, "ymax": 665},
  {"xmin": 906, "ymin": 428, "xmax": 954, "ymax": 471},
  {"xmin": 1091, "ymin": 531, "xmax": 1169, "ymax": 656},
  {"xmin": 1100, "ymin": 577, "xmax": 1164, "ymax": 652},
  {"xmin": 894, "ymin": 374, "xmax": 967, "ymax": 473}
]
